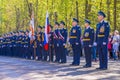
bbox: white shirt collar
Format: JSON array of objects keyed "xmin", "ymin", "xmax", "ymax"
[
  {"xmin": 86, "ymin": 26, "xmax": 90, "ymax": 29},
  {"xmin": 100, "ymin": 19, "xmax": 104, "ymax": 23}
]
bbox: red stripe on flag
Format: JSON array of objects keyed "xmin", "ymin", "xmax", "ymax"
[
  {"xmin": 47, "ymin": 25, "xmax": 50, "ymax": 34},
  {"xmin": 44, "ymin": 43, "xmax": 49, "ymax": 51}
]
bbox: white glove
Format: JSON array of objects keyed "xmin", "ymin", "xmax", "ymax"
[
  {"xmin": 40, "ymin": 44, "xmax": 42, "ymax": 47},
  {"xmin": 103, "ymin": 42, "xmax": 106, "ymax": 45},
  {"xmin": 57, "ymin": 44, "xmax": 59, "ymax": 47},
  {"xmin": 63, "ymin": 43, "xmax": 66, "ymax": 46},
  {"xmin": 93, "ymin": 42, "xmax": 97, "ymax": 46},
  {"xmin": 89, "ymin": 45, "xmax": 92, "ymax": 47},
  {"xmin": 68, "ymin": 42, "xmax": 70, "ymax": 45},
  {"xmin": 76, "ymin": 43, "xmax": 79, "ymax": 45}
]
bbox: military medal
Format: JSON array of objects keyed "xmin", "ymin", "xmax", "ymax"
[
  {"xmin": 100, "ymin": 26, "xmax": 105, "ymax": 32},
  {"xmin": 85, "ymin": 32, "xmax": 89, "ymax": 37},
  {"xmin": 73, "ymin": 29, "xmax": 76, "ymax": 33}
]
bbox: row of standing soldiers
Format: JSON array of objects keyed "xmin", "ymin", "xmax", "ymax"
[
  {"xmin": 0, "ymin": 11, "xmax": 110, "ymax": 70},
  {"xmin": 0, "ymin": 21, "xmax": 68, "ymax": 63}
]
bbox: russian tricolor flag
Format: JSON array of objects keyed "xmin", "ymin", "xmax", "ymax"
[{"xmin": 44, "ymin": 11, "xmax": 50, "ymax": 51}]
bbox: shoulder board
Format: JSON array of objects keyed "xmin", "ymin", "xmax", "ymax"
[
  {"xmin": 90, "ymin": 27, "xmax": 93, "ymax": 29},
  {"xmin": 91, "ymin": 27, "xmax": 94, "ymax": 30},
  {"xmin": 77, "ymin": 26, "xmax": 81, "ymax": 30},
  {"xmin": 77, "ymin": 25, "xmax": 80, "ymax": 28},
  {"xmin": 104, "ymin": 21, "xmax": 109, "ymax": 24}
]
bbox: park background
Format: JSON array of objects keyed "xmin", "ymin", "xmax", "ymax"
[{"xmin": 0, "ymin": 0, "xmax": 120, "ymax": 34}]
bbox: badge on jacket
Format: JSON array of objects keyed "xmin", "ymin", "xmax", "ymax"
[
  {"xmin": 73, "ymin": 29, "xmax": 76, "ymax": 33},
  {"xmin": 85, "ymin": 32, "xmax": 89, "ymax": 37},
  {"xmin": 100, "ymin": 26, "xmax": 105, "ymax": 33}
]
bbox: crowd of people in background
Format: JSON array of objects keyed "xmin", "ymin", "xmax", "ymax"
[{"xmin": 108, "ymin": 30, "xmax": 120, "ymax": 60}]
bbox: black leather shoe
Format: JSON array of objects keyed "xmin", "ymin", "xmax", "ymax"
[
  {"xmin": 83, "ymin": 65, "xmax": 91, "ymax": 68},
  {"xmin": 96, "ymin": 67, "xmax": 107, "ymax": 70},
  {"xmin": 101, "ymin": 68, "xmax": 108, "ymax": 70},
  {"xmin": 96, "ymin": 67, "xmax": 102, "ymax": 70},
  {"xmin": 74, "ymin": 64, "xmax": 79, "ymax": 66}
]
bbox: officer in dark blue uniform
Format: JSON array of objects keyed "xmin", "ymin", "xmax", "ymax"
[
  {"xmin": 4, "ymin": 34, "xmax": 7, "ymax": 56},
  {"xmin": 8, "ymin": 32, "xmax": 12, "ymax": 57},
  {"xmin": 95, "ymin": 11, "xmax": 110, "ymax": 70},
  {"xmin": 14, "ymin": 31, "xmax": 19, "ymax": 57},
  {"xmin": 69, "ymin": 18, "xmax": 82, "ymax": 66},
  {"xmin": 83, "ymin": 19, "xmax": 94, "ymax": 68},
  {"xmin": 19, "ymin": 31, "xmax": 23, "ymax": 58},
  {"xmin": 17, "ymin": 31, "xmax": 23, "ymax": 58},
  {"xmin": 6, "ymin": 33, "xmax": 11, "ymax": 56},
  {"xmin": 24, "ymin": 30, "xmax": 30, "ymax": 59},
  {"xmin": 29, "ymin": 32, "xmax": 35, "ymax": 60},
  {"xmin": 48, "ymin": 25, "xmax": 54, "ymax": 62},
  {"xmin": 11, "ymin": 32, "xmax": 17, "ymax": 57},
  {"xmin": 32, "ymin": 32, "xmax": 37, "ymax": 60},
  {"xmin": 59, "ymin": 21, "xmax": 68, "ymax": 63},
  {"xmin": 53, "ymin": 22, "xmax": 60, "ymax": 63},
  {"xmin": 21, "ymin": 31, "xmax": 26, "ymax": 58},
  {"xmin": 36, "ymin": 25, "xmax": 43, "ymax": 60}
]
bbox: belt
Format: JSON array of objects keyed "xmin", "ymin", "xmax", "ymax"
[
  {"xmin": 24, "ymin": 42, "xmax": 28, "ymax": 43},
  {"xmin": 17, "ymin": 41, "xmax": 21, "ymax": 43},
  {"xmin": 12, "ymin": 40, "xmax": 14, "ymax": 42},
  {"xmin": 98, "ymin": 34, "xmax": 104, "ymax": 37},
  {"xmin": 83, "ymin": 39, "xmax": 90, "ymax": 41},
  {"xmin": 70, "ymin": 36, "xmax": 77, "ymax": 38}
]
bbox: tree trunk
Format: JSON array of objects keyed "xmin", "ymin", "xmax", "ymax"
[
  {"xmin": 100, "ymin": 0, "xmax": 102, "ymax": 10},
  {"xmin": 54, "ymin": 12, "xmax": 57, "ymax": 22},
  {"xmin": 85, "ymin": 0, "xmax": 88, "ymax": 19},
  {"xmin": 35, "ymin": 0, "xmax": 38, "ymax": 30},
  {"xmin": 113, "ymin": 0, "xmax": 117, "ymax": 30},
  {"xmin": 107, "ymin": 0, "xmax": 110, "ymax": 22},
  {"xmin": 65, "ymin": 1, "xmax": 67, "ymax": 28},
  {"xmin": 15, "ymin": 6, "xmax": 20, "ymax": 31},
  {"xmin": 76, "ymin": 1, "xmax": 79, "ymax": 20}
]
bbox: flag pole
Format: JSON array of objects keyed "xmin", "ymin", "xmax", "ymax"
[{"xmin": 46, "ymin": 0, "xmax": 51, "ymax": 62}]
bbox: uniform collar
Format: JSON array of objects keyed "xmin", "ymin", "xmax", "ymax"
[
  {"xmin": 100, "ymin": 19, "xmax": 104, "ymax": 23},
  {"xmin": 86, "ymin": 26, "xmax": 90, "ymax": 29}
]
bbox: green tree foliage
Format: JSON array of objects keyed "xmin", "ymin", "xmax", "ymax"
[{"xmin": 0, "ymin": 0, "xmax": 120, "ymax": 34}]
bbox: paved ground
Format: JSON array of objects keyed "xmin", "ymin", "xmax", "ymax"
[{"xmin": 0, "ymin": 56, "xmax": 120, "ymax": 80}]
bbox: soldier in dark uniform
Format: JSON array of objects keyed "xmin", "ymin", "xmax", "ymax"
[
  {"xmin": 32, "ymin": 32, "xmax": 37, "ymax": 60},
  {"xmin": 48, "ymin": 25, "xmax": 54, "ymax": 62},
  {"xmin": 17, "ymin": 31, "xmax": 22, "ymax": 58},
  {"xmin": 83, "ymin": 19, "xmax": 94, "ymax": 68},
  {"xmin": 29, "ymin": 32, "xmax": 35, "ymax": 60},
  {"xmin": 35, "ymin": 26, "xmax": 44, "ymax": 60},
  {"xmin": 95, "ymin": 11, "xmax": 110, "ymax": 70},
  {"xmin": 19, "ymin": 31, "xmax": 23, "ymax": 58},
  {"xmin": 53, "ymin": 22, "xmax": 60, "ymax": 63},
  {"xmin": 59, "ymin": 21, "xmax": 68, "ymax": 63},
  {"xmin": 6, "ymin": 34, "xmax": 11, "ymax": 56},
  {"xmin": 14, "ymin": 31, "xmax": 19, "ymax": 57},
  {"xmin": 11, "ymin": 32, "xmax": 17, "ymax": 57},
  {"xmin": 11, "ymin": 32, "xmax": 14, "ymax": 57},
  {"xmin": 69, "ymin": 18, "xmax": 82, "ymax": 66},
  {"xmin": 3, "ymin": 34, "xmax": 7, "ymax": 56},
  {"xmin": 21, "ymin": 31, "xmax": 26, "ymax": 58},
  {"xmin": 8, "ymin": 32, "xmax": 12, "ymax": 57},
  {"xmin": 24, "ymin": 30, "xmax": 30, "ymax": 59}
]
